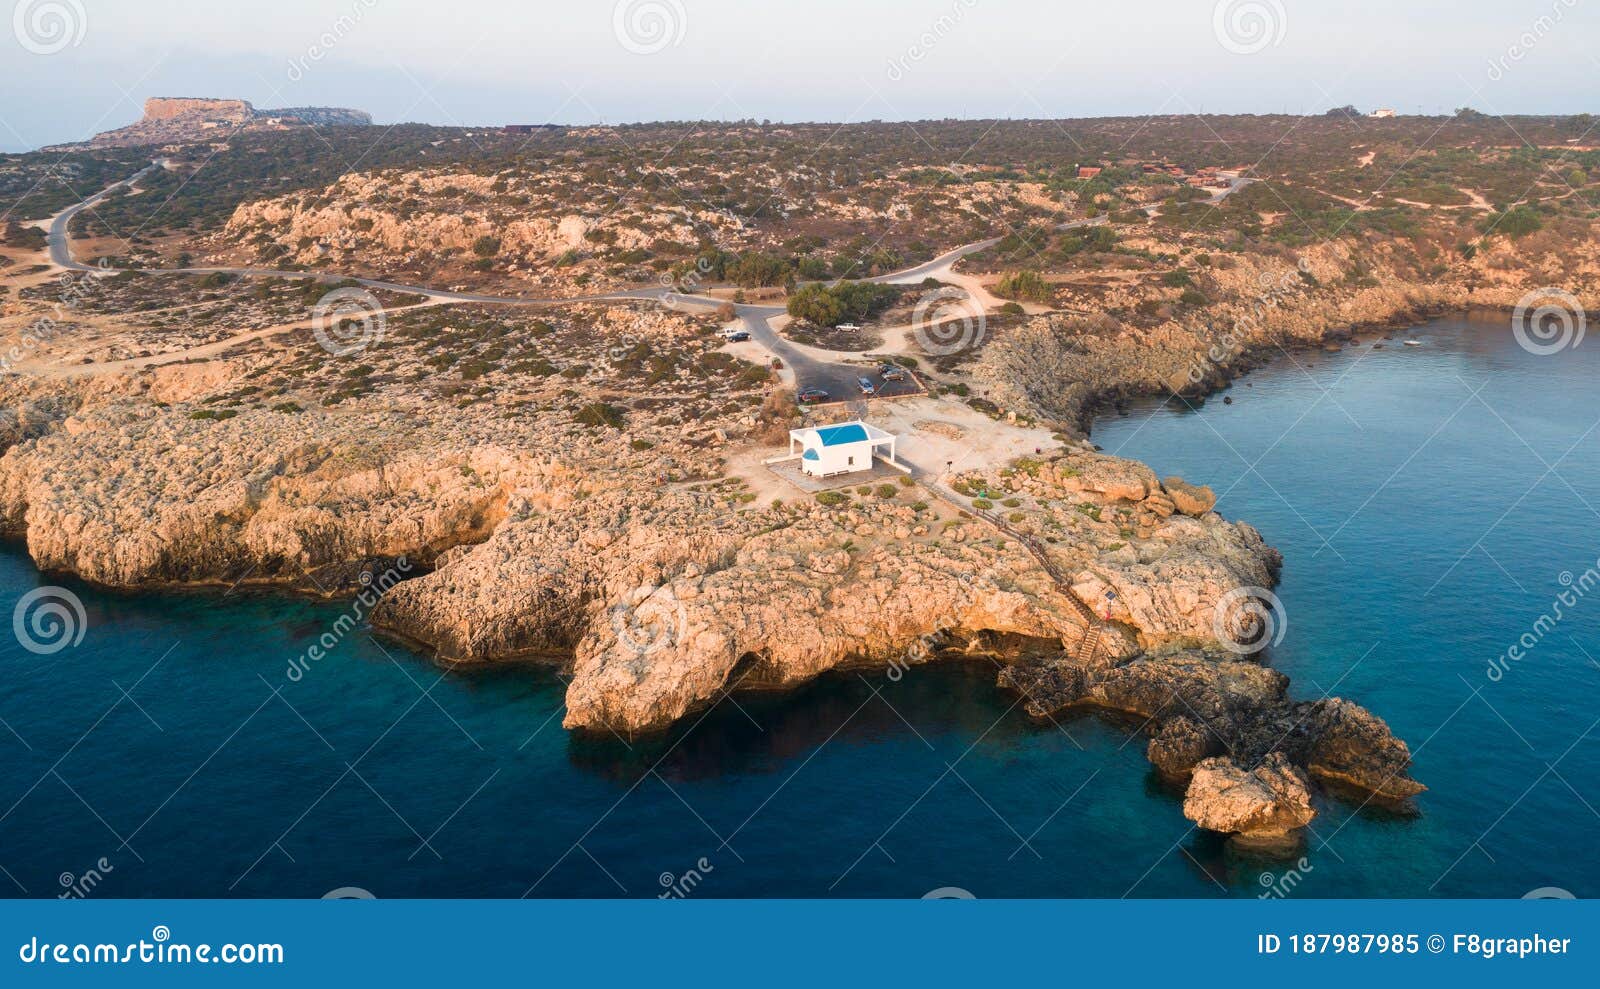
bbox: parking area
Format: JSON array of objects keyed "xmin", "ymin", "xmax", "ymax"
[
  {"xmin": 795, "ymin": 363, "xmax": 925, "ymax": 406},
  {"xmin": 728, "ymin": 309, "xmax": 926, "ymax": 406}
]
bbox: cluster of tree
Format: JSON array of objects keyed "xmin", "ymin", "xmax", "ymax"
[
  {"xmin": 785, "ymin": 281, "xmax": 903, "ymax": 326},
  {"xmin": 670, "ymin": 249, "xmax": 794, "ymax": 289},
  {"xmin": 994, "ymin": 269, "xmax": 1051, "ymax": 304},
  {"xmin": 1480, "ymin": 205, "xmax": 1543, "ymax": 239},
  {"xmin": 665, "ymin": 243, "xmax": 912, "ymax": 291},
  {"xmin": 0, "ymin": 222, "xmax": 45, "ymax": 250}
]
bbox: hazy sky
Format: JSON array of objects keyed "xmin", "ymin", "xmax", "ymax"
[{"xmin": 2, "ymin": 0, "xmax": 1596, "ymax": 151}]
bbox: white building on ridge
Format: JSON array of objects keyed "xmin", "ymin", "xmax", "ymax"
[{"xmin": 787, "ymin": 421, "xmax": 898, "ymax": 477}]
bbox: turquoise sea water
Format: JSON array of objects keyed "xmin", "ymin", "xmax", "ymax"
[{"xmin": 1, "ymin": 311, "xmax": 1595, "ymax": 898}]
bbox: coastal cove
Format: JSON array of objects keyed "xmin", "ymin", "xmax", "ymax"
[{"xmin": 0, "ymin": 311, "xmax": 1595, "ymax": 898}]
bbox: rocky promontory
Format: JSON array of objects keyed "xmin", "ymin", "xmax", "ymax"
[
  {"xmin": 0, "ymin": 345, "xmax": 1421, "ymax": 848},
  {"xmin": 48, "ymin": 97, "xmax": 373, "ymax": 151},
  {"xmin": 0, "ymin": 227, "xmax": 1426, "ymax": 853}
]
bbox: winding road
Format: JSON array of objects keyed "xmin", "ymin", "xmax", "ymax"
[{"xmin": 38, "ymin": 165, "xmax": 1251, "ymax": 396}]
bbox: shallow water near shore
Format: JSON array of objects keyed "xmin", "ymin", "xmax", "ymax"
[{"xmin": 2, "ymin": 310, "xmax": 1596, "ymax": 898}]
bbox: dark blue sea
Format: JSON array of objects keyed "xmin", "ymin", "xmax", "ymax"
[{"xmin": 1, "ymin": 311, "xmax": 1595, "ymax": 898}]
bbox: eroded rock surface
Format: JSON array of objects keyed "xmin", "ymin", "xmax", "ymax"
[
  {"xmin": 1183, "ymin": 754, "xmax": 1316, "ymax": 844},
  {"xmin": 0, "ymin": 288, "xmax": 1421, "ymax": 847}
]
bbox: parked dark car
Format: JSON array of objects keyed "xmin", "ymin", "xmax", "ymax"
[
  {"xmin": 880, "ymin": 364, "xmax": 907, "ymax": 382},
  {"xmin": 725, "ymin": 330, "xmax": 750, "ymax": 342},
  {"xmin": 797, "ymin": 388, "xmax": 829, "ymax": 404},
  {"xmin": 856, "ymin": 377, "xmax": 876, "ymax": 396}
]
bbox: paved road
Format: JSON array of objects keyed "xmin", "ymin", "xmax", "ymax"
[
  {"xmin": 45, "ymin": 160, "xmax": 165, "ymax": 270},
  {"xmin": 732, "ymin": 307, "xmax": 919, "ymax": 403},
  {"xmin": 45, "ymin": 165, "xmax": 1250, "ymax": 397}
]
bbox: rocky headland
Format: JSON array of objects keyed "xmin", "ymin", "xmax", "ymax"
[
  {"xmin": 47, "ymin": 97, "xmax": 373, "ymax": 151},
  {"xmin": 0, "ymin": 316, "xmax": 1422, "ymax": 849}
]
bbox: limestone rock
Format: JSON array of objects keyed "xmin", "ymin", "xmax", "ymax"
[
  {"xmin": 1183, "ymin": 753, "xmax": 1315, "ymax": 842},
  {"xmin": 1147, "ymin": 716, "xmax": 1217, "ymax": 778},
  {"xmin": 1302, "ymin": 698, "xmax": 1425, "ymax": 799},
  {"xmin": 1057, "ymin": 454, "xmax": 1157, "ymax": 502},
  {"xmin": 1163, "ymin": 476, "xmax": 1217, "ymax": 516}
]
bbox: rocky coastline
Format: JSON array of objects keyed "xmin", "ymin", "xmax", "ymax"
[
  {"xmin": 0, "ymin": 237, "xmax": 1469, "ymax": 851},
  {"xmin": 973, "ymin": 231, "xmax": 1599, "ymax": 433},
  {"xmin": 0, "ymin": 361, "xmax": 1423, "ymax": 848}
]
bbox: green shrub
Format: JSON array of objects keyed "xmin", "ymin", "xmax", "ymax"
[
  {"xmin": 994, "ymin": 269, "xmax": 1051, "ymax": 303},
  {"xmin": 1481, "ymin": 206, "xmax": 1542, "ymax": 239},
  {"xmin": 574, "ymin": 403, "xmax": 625, "ymax": 428},
  {"xmin": 815, "ymin": 491, "xmax": 848, "ymax": 506}
]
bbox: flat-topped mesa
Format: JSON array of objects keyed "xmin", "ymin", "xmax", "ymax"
[
  {"xmin": 142, "ymin": 97, "xmax": 254, "ymax": 124},
  {"xmin": 47, "ymin": 97, "xmax": 374, "ymax": 150},
  {"xmin": 136, "ymin": 98, "xmax": 372, "ymax": 128}
]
